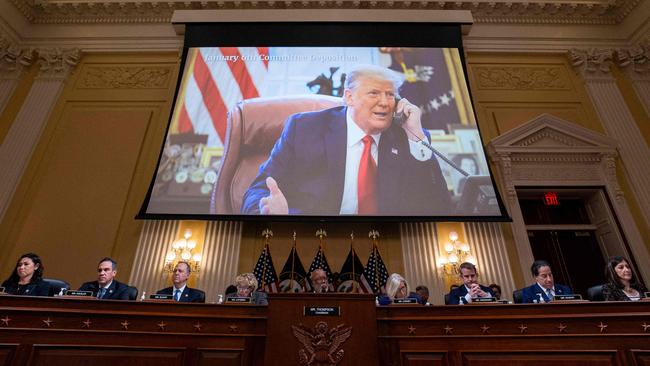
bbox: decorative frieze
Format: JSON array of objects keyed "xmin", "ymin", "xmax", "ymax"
[
  {"xmin": 475, "ymin": 66, "xmax": 568, "ymax": 91},
  {"xmin": 78, "ymin": 66, "xmax": 172, "ymax": 89},
  {"xmin": 6, "ymin": 0, "xmax": 643, "ymax": 25}
]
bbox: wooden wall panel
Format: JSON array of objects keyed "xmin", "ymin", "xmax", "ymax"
[
  {"xmin": 0, "ymin": 344, "xmax": 17, "ymax": 366},
  {"xmin": 461, "ymin": 351, "xmax": 619, "ymax": 366},
  {"xmin": 28, "ymin": 346, "xmax": 184, "ymax": 366},
  {"xmin": 197, "ymin": 349, "xmax": 243, "ymax": 366},
  {"xmin": 401, "ymin": 352, "xmax": 448, "ymax": 366},
  {"xmin": 630, "ymin": 350, "xmax": 650, "ymax": 366}
]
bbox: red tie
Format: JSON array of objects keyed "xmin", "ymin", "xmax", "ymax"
[{"xmin": 358, "ymin": 135, "xmax": 377, "ymax": 214}]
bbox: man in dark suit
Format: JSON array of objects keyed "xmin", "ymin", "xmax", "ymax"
[
  {"xmin": 521, "ymin": 260, "xmax": 573, "ymax": 303},
  {"xmin": 447, "ymin": 262, "xmax": 495, "ymax": 305},
  {"xmin": 78, "ymin": 257, "xmax": 131, "ymax": 300},
  {"xmin": 156, "ymin": 261, "xmax": 205, "ymax": 303},
  {"xmin": 241, "ymin": 64, "xmax": 451, "ymax": 216}
]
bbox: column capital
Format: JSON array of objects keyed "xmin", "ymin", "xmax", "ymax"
[
  {"xmin": 615, "ymin": 44, "xmax": 650, "ymax": 81},
  {"xmin": 0, "ymin": 36, "xmax": 35, "ymax": 80},
  {"xmin": 567, "ymin": 48, "xmax": 615, "ymax": 82},
  {"xmin": 36, "ymin": 48, "xmax": 81, "ymax": 81}
]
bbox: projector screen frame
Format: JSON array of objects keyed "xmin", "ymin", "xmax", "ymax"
[{"xmin": 137, "ymin": 19, "xmax": 511, "ymax": 223}]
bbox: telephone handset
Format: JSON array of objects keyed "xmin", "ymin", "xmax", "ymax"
[{"xmin": 392, "ymin": 96, "xmax": 406, "ymax": 126}]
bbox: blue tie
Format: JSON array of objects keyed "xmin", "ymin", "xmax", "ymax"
[
  {"xmin": 97, "ymin": 287, "xmax": 106, "ymax": 299},
  {"xmin": 174, "ymin": 289, "xmax": 181, "ymax": 301}
]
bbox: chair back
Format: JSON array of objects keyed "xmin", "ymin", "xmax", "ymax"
[
  {"xmin": 196, "ymin": 289, "xmax": 206, "ymax": 303},
  {"xmin": 127, "ymin": 286, "xmax": 139, "ymax": 301},
  {"xmin": 212, "ymin": 95, "xmax": 344, "ymax": 214},
  {"xmin": 512, "ymin": 289, "xmax": 523, "ymax": 304},
  {"xmin": 43, "ymin": 278, "xmax": 70, "ymax": 297},
  {"xmin": 587, "ymin": 284, "xmax": 605, "ymax": 301},
  {"xmin": 444, "ymin": 293, "xmax": 450, "ymax": 305}
]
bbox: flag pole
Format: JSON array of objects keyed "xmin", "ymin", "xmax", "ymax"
[
  {"xmin": 351, "ymin": 231, "xmax": 356, "ymax": 293},
  {"xmin": 369, "ymin": 230, "xmax": 380, "ymax": 294},
  {"xmin": 290, "ymin": 231, "xmax": 296, "ymax": 292},
  {"xmin": 261, "ymin": 229, "xmax": 273, "ymax": 291}
]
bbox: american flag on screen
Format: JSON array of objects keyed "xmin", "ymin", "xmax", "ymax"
[
  {"xmin": 253, "ymin": 242, "xmax": 278, "ymax": 293},
  {"xmin": 361, "ymin": 244, "xmax": 389, "ymax": 294},
  {"xmin": 173, "ymin": 47, "xmax": 269, "ymax": 147}
]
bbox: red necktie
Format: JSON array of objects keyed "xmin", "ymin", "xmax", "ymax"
[{"xmin": 358, "ymin": 135, "xmax": 377, "ymax": 214}]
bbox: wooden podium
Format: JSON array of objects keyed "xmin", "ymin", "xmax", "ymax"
[{"xmin": 264, "ymin": 293, "xmax": 378, "ymax": 366}]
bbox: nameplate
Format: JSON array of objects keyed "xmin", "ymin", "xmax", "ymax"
[
  {"xmin": 304, "ymin": 306, "xmax": 340, "ymax": 316},
  {"xmin": 226, "ymin": 296, "xmax": 252, "ymax": 304},
  {"xmin": 149, "ymin": 294, "xmax": 174, "ymax": 300},
  {"xmin": 65, "ymin": 290, "xmax": 93, "ymax": 297},
  {"xmin": 393, "ymin": 298, "xmax": 418, "ymax": 305},
  {"xmin": 471, "ymin": 297, "xmax": 497, "ymax": 303},
  {"xmin": 554, "ymin": 294, "xmax": 583, "ymax": 301},
  {"xmin": 0, "ymin": 287, "xmax": 5, "ymax": 293},
  {"xmin": 645, "ymin": 292, "xmax": 650, "ymax": 298}
]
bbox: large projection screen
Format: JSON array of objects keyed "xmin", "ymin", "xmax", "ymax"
[{"xmin": 139, "ymin": 22, "xmax": 509, "ymax": 221}]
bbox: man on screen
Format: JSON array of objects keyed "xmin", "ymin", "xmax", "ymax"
[{"xmin": 241, "ymin": 64, "xmax": 450, "ymax": 215}]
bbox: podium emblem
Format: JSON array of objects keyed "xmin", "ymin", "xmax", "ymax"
[{"xmin": 291, "ymin": 321, "xmax": 352, "ymax": 366}]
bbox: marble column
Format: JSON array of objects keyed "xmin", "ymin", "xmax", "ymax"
[
  {"xmin": 128, "ymin": 220, "xmax": 180, "ymax": 298},
  {"xmin": 0, "ymin": 48, "xmax": 80, "ymax": 223},
  {"xmin": 399, "ymin": 222, "xmax": 446, "ymax": 305},
  {"xmin": 616, "ymin": 44, "xmax": 650, "ymax": 116},
  {"xmin": 464, "ymin": 222, "xmax": 516, "ymax": 301},
  {"xmin": 568, "ymin": 48, "xmax": 650, "ymax": 228}
]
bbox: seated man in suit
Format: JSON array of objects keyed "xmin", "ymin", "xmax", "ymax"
[
  {"xmin": 79, "ymin": 257, "xmax": 130, "ymax": 300},
  {"xmin": 241, "ymin": 64, "xmax": 451, "ymax": 216},
  {"xmin": 156, "ymin": 261, "xmax": 205, "ymax": 303},
  {"xmin": 447, "ymin": 262, "xmax": 495, "ymax": 305},
  {"xmin": 521, "ymin": 260, "xmax": 573, "ymax": 303},
  {"xmin": 310, "ymin": 268, "xmax": 333, "ymax": 293}
]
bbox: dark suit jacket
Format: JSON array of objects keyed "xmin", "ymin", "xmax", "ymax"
[
  {"xmin": 156, "ymin": 286, "xmax": 205, "ymax": 303},
  {"xmin": 602, "ymin": 282, "xmax": 647, "ymax": 301},
  {"xmin": 241, "ymin": 106, "xmax": 451, "ymax": 215},
  {"xmin": 520, "ymin": 283, "xmax": 573, "ymax": 303},
  {"xmin": 447, "ymin": 284, "xmax": 495, "ymax": 305},
  {"xmin": 1, "ymin": 279, "xmax": 50, "ymax": 297},
  {"xmin": 79, "ymin": 280, "xmax": 130, "ymax": 300}
]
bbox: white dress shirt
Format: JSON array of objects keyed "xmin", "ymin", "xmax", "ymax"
[{"xmin": 339, "ymin": 109, "xmax": 434, "ymax": 214}]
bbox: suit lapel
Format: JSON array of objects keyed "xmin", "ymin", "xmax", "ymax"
[
  {"xmin": 324, "ymin": 108, "xmax": 347, "ymax": 212},
  {"xmin": 181, "ymin": 287, "xmax": 190, "ymax": 302}
]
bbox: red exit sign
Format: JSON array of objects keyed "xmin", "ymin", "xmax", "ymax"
[{"xmin": 544, "ymin": 192, "xmax": 559, "ymax": 206}]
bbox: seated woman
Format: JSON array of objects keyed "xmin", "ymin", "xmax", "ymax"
[
  {"xmin": 378, "ymin": 273, "xmax": 423, "ymax": 305},
  {"xmin": 602, "ymin": 256, "xmax": 647, "ymax": 301},
  {"xmin": 226, "ymin": 273, "xmax": 268, "ymax": 305},
  {"xmin": 1, "ymin": 253, "xmax": 50, "ymax": 296}
]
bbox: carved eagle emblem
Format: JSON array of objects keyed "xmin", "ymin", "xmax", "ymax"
[{"xmin": 291, "ymin": 321, "xmax": 352, "ymax": 366}]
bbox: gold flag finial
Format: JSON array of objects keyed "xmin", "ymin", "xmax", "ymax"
[
  {"xmin": 315, "ymin": 229, "xmax": 327, "ymax": 239},
  {"xmin": 369, "ymin": 230, "xmax": 380, "ymax": 240},
  {"xmin": 262, "ymin": 229, "xmax": 273, "ymax": 239},
  {"xmin": 350, "ymin": 231, "xmax": 355, "ymax": 241}
]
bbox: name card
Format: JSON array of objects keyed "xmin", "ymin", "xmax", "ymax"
[
  {"xmin": 149, "ymin": 294, "xmax": 174, "ymax": 300},
  {"xmin": 304, "ymin": 306, "xmax": 341, "ymax": 316},
  {"xmin": 65, "ymin": 290, "xmax": 93, "ymax": 297},
  {"xmin": 393, "ymin": 298, "xmax": 418, "ymax": 304},
  {"xmin": 554, "ymin": 294, "xmax": 583, "ymax": 301},
  {"xmin": 645, "ymin": 292, "xmax": 650, "ymax": 298},
  {"xmin": 471, "ymin": 297, "xmax": 497, "ymax": 303},
  {"xmin": 226, "ymin": 296, "xmax": 252, "ymax": 304},
  {"xmin": 0, "ymin": 287, "xmax": 5, "ymax": 294}
]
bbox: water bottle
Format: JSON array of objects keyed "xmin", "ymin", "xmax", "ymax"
[
  {"xmin": 458, "ymin": 296, "xmax": 464, "ymax": 305},
  {"xmin": 218, "ymin": 294, "xmax": 224, "ymax": 304},
  {"xmin": 140, "ymin": 291, "xmax": 146, "ymax": 301}
]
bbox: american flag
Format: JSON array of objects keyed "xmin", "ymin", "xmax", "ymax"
[
  {"xmin": 361, "ymin": 244, "xmax": 389, "ymax": 294},
  {"xmin": 306, "ymin": 246, "xmax": 334, "ymax": 292},
  {"xmin": 279, "ymin": 245, "xmax": 308, "ymax": 293},
  {"xmin": 171, "ymin": 47, "xmax": 269, "ymax": 147},
  {"xmin": 253, "ymin": 242, "xmax": 278, "ymax": 293},
  {"xmin": 338, "ymin": 246, "xmax": 370, "ymax": 293}
]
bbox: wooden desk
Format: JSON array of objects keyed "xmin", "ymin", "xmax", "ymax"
[
  {"xmin": 377, "ymin": 301, "xmax": 650, "ymax": 366},
  {"xmin": 1, "ymin": 296, "xmax": 649, "ymax": 366}
]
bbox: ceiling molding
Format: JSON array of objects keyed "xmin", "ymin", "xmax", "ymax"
[{"xmin": 7, "ymin": 0, "xmax": 643, "ymax": 26}]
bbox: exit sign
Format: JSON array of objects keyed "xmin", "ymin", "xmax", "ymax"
[{"xmin": 544, "ymin": 192, "xmax": 559, "ymax": 206}]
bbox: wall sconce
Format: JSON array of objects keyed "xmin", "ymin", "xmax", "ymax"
[
  {"xmin": 437, "ymin": 231, "xmax": 476, "ymax": 276},
  {"xmin": 164, "ymin": 229, "xmax": 202, "ymax": 273}
]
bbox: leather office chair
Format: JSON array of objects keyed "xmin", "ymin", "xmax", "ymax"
[
  {"xmin": 127, "ymin": 286, "xmax": 139, "ymax": 301},
  {"xmin": 212, "ymin": 95, "xmax": 344, "ymax": 214},
  {"xmin": 512, "ymin": 289, "xmax": 523, "ymax": 304},
  {"xmin": 587, "ymin": 284, "xmax": 605, "ymax": 301},
  {"xmin": 43, "ymin": 278, "xmax": 70, "ymax": 297}
]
